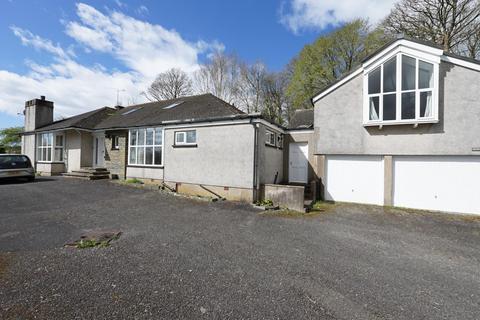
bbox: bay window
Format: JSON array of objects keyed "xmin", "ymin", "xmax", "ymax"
[
  {"xmin": 365, "ymin": 53, "xmax": 437, "ymax": 125},
  {"xmin": 129, "ymin": 128, "xmax": 163, "ymax": 166},
  {"xmin": 37, "ymin": 132, "xmax": 64, "ymax": 162}
]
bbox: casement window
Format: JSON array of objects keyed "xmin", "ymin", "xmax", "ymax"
[
  {"xmin": 129, "ymin": 128, "xmax": 163, "ymax": 166},
  {"xmin": 174, "ymin": 130, "xmax": 196, "ymax": 145},
  {"xmin": 364, "ymin": 53, "xmax": 438, "ymax": 126},
  {"xmin": 36, "ymin": 132, "xmax": 64, "ymax": 162},
  {"xmin": 276, "ymin": 134, "xmax": 284, "ymax": 149},
  {"xmin": 266, "ymin": 130, "xmax": 276, "ymax": 146},
  {"xmin": 111, "ymin": 136, "xmax": 120, "ymax": 150}
]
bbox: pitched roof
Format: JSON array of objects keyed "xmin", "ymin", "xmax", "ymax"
[
  {"xmin": 36, "ymin": 107, "xmax": 115, "ymax": 132},
  {"xmin": 288, "ymin": 109, "xmax": 314, "ymax": 129},
  {"xmin": 95, "ymin": 93, "xmax": 244, "ymax": 129}
]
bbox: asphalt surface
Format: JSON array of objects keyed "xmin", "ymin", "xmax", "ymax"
[{"xmin": 0, "ymin": 177, "xmax": 479, "ymax": 319}]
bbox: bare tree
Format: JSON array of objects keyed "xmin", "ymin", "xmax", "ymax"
[
  {"xmin": 465, "ymin": 24, "xmax": 480, "ymax": 58},
  {"xmin": 238, "ymin": 62, "xmax": 267, "ymax": 113},
  {"xmin": 193, "ymin": 52, "xmax": 241, "ymax": 105},
  {"xmin": 383, "ymin": 0, "xmax": 480, "ymax": 57},
  {"xmin": 261, "ymin": 71, "xmax": 290, "ymax": 125},
  {"xmin": 144, "ymin": 68, "xmax": 193, "ymax": 101}
]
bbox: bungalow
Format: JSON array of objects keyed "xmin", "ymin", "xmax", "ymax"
[
  {"xmin": 21, "ymin": 94, "xmax": 316, "ymax": 203},
  {"xmin": 312, "ymin": 37, "xmax": 480, "ymax": 215}
]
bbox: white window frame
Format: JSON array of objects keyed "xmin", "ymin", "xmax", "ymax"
[
  {"xmin": 174, "ymin": 130, "xmax": 197, "ymax": 145},
  {"xmin": 266, "ymin": 130, "xmax": 276, "ymax": 147},
  {"xmin": 363, "ymin": 50, "xmax": 439, "ymax": 127},
  {"xmin": 36, "ymin": 132, "xmax": 65, "ymax": 163},
  {"xmin": 128, "ymin": 127, "xmax": 164, "ymax": 167}
]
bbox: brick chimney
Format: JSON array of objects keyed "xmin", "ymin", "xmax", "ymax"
[{"xmin": 24, "ymin": 95, "xmax": 54, "ymax": 131}]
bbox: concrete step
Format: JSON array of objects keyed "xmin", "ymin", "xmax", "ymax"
[
  {"xmin": 62, "ymin": 171, "xmax": 110, "ymax": 180},
  {"xmin": 75, "ymin": 167, "xmax": 109, "ymax": 173},
  {"xmin": 72, "ymin": 170, "xmax": 110, "ymax": 176}
]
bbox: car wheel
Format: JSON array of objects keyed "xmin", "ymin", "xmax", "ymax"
[{"xmin": 27, "ymin": 176, "xmax": 35, "ymax": 182}]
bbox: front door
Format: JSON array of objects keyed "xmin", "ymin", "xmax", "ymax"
[
  {"xmin": 288, "ymin": 142, "xmax": 308, "ymax": 183},
  {"xmin": 93, "ymin": 134, "xmax": 105, "ymax": 168}
]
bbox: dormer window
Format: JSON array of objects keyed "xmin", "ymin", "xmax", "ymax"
[{"xmin": 364, "ymin": 53, "xmax": 438, "ymax": 126}]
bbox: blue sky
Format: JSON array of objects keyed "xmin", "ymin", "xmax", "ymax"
[{"xmin": 0, "ymin": 0, "xmax": 395, "ymax": 129}]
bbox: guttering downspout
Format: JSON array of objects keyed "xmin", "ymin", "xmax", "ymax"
[{"xmin": 250, "ymin": 118, "xmax": 259, "ymax": 202}]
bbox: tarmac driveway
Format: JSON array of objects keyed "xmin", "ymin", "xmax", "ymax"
[{"xmin": 0, "ymin": 177, "xmax": 479, "ymax": 319}]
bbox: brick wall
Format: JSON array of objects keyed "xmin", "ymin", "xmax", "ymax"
[{"xmin": 104, "ymin": 133, "xmax": 127, "ymax": 179}]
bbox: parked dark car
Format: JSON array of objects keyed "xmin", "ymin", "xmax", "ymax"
[{"xmin": 0, "ymin": 154, "xmax": 35, "ymax": 181}]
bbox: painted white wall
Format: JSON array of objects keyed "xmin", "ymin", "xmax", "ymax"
[
  {"xmin": 325, "ymin": 156, "xmax": 384, "ymax": 205},
  {"xmin": 393, "ymin": 156, "xmax": 480, "ymax": 215},
  {"xmin": 65, "ymin": 131, "xmax": 81, "ymax": 172},
  {"xmin": 127, "ymin": 166, "xmax": 164, "ymax": 180},
  {"xmin": 164, "ymin": 124, "xmax": 255, "ymax": 189},
  {"xmin": 22, "ymin": 134, "xmax": 36, "ymax": 164}
]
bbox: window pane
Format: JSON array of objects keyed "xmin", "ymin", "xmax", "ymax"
[
  {"xmin": 368, "ymin": 67, "xmax": 381, "ymax": 94},
  {"xmin": 154, "ymin": 147, "xmax": 162, "ymax": 165},
  {"xmin": 155, "ymin": 129, "xmax": 163, "ymax": 146},
  {"xmin": 145, "ymin": 147, "xmax": 153, "ymax": 165},
  {"xmin": 401, "ymin": 92, "xmax": 416, "ymax": 119},
  {"xmin": 383, "ymin": 94, "xmax": 396, "ymax": 120},
  {"xmin": 55, "ymin": 135, "xmax": 63, "ymax": 147},
  {"xmin": 42, "ymin": 134, "xmax": 48, "ymax": 146},
  {"xmin": 419, "ymin": 61, "xmax": 433, "ymax": 89},
  {"xmin": 130, "ymin": 130, "xmax": 137, "ymax": 146},
  {"xmin": 137, "ymin": 129, "xmax": 145, "ymax": 145},
  {"xmin": 186, "ymin": 131, "xmax": 196, "ymax": 143},
  {"xmin": 137, "ymin": 147, "xmax": 145, "ymax": 164},
  {"xmin": 402, "ymin": 55, "xmax": 416, "ymax": 90},
  {"xmin": 48, "ymin": 133, "xmax": 53, "ymax": 146},
  {"xmin": 369, "ymin": 96, "xmax": 380, "ymax": 120},
  {"xmin": 176, "ymin": 132, "xmax": 185, "ymax": 143},
  {"xmin": 383, "ymin": 57, "xmax": 396, "ymax": 92},
  {"xmin": 54, "ymin": 148, "xmax": 63, "ymax": 161},
  {"xmin": 47, "ymin": 148, "xmax": 52, "ymax": 162},
  {"xmin": 420, "ymin": 91, "xmax": 433, "ymax": 117},
  {"xmin": 146, "ymin": 128, "xmax": 154, "ymax": 145},
  {"xmin": 129, "ymin": 147, "xmax": 136, "ymax": 164}
]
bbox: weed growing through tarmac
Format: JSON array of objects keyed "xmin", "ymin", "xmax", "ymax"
[
  {"xmin": 66, "ymin": 231, "xmax": 122, "ymax": 249},
  {"xmin": 125, "ymin": 178, "xmax": 143, "ymax": 184}
]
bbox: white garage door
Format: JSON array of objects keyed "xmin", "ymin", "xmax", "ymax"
[
  {"xmin": 325, "ymin": 156, "xmax": 384, "ymax": 205},
  {"xmin": 393, "ymin": 156, "xmax": 480, "ymax": 215}
]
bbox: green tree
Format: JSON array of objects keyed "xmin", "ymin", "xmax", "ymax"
[
  {"xmin": 0, "ymin": 127, "xmax": 23, "ymax": 154},
  {"xmin": 286, "ymin": 19, "xmax": 389, "ymax": 109}
]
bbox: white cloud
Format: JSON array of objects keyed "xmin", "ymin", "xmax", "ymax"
[
  {"xmin": 10, "ymin": 26, "xmax": 73, "ymax": 59},
  {"xmin": 65, "ymin": 3, "xmax": 205, "ymax": 77},
  {"xmin": 0, "ymin": 3, "xmax": 222, "ymax": 120},
  {"xmin": 136, "ymin": 5, "xmax": 149, "ymax": 15},
  {"xmin": 280, "ymin": 0, "xmax": 397, "ymax": 33}
]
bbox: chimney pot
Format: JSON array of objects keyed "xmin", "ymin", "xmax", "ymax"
[{"xmin": 41, "ymin": 95, "xmax": 45, "ymax": 100}]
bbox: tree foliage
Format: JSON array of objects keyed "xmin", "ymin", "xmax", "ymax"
[
  {"xmin": 0, "ymin": 127, "xmax": 23, "ymax": 154},
  {"xmin": 144, "ymin": 68, "xmax": 193, "ymax": 101},
  {"xmin": 286, "ymin": 19, "xmax": 389, "ymax": 110},
  {"xmin": 383, "ymin": 0, "xmax": 480, "ymax": 58}
]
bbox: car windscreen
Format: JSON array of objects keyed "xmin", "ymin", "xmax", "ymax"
[{"xmin": 0, "ymin": 155, "xmax": 31, "ymax": 169}]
